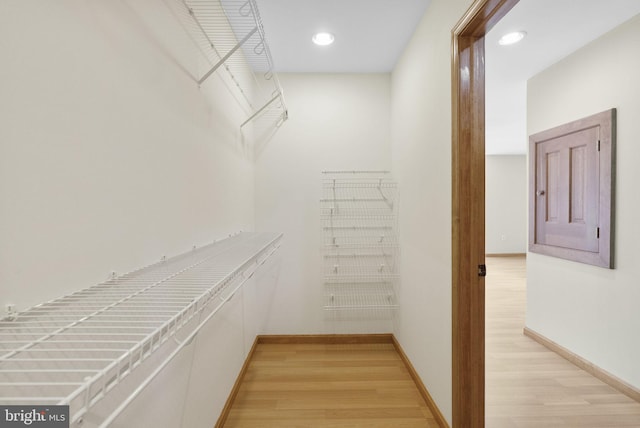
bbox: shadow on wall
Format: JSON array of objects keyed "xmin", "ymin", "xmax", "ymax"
[
  {"xmin": 252, "ymin": 250, "xmax": 284, "ymax": 334},
  {"xmin": 253, "ymin": 115, "xmax": 288, "ymax": 159},
  {"xmin": 87, "ymin": 0, "xmax": 264, "ymax": 159}
]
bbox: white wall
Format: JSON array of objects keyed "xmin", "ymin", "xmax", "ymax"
[
  {"xmin": 0, "ymin": 0, "xmax": 255, "ymax": 314},
  {"xmin": 0, "ymin": 1, "xmax": 259, "ymax": 426},
  {"xmin": 527, "ymin": 15, "xmax": 640, "ymax": 389},
  {"xmin": 486, "ymin": 155, "xmax": 527, "ymax": 254},
  {"xmin": 254, "ymin": 73, "xmax": 392, "ymax": 334},
  {"xmin": 390, "ymin": 0, "xmax": 473, "ymax": 423}
]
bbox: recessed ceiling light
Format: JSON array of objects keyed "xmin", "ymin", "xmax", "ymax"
[
  {"xmin": 498, "ymin": 31, "xmax": 527, "ymax": 46},
  {"xmin": 312, "ymin": 32, "xmax": 335, "ymax": 46}
]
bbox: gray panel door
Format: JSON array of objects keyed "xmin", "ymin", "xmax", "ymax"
[{"xmin": 535, "ymin": 126, "xmax": 599, "ymax": 252}]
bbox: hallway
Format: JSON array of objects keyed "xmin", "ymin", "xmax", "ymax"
[{"xmin": 485, "ymin": 256, "xmax": 640, "ymax": 427}]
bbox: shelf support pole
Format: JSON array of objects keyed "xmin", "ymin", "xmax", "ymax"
[
  {"xmin": 240, "ymin": 92, "xmax": 284, "ymax": 128},
  {"xmin": 198, "ymin": 26, "xmax": 259, "ymax": 86}
]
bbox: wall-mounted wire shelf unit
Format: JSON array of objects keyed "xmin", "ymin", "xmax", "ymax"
[
  {"xmin": 321, "ymin": 171, "xmax": 399, "ymax": 312},
  {"xmin": 180, "ymin": 0, "xmax": 287, "ymax": 129},
  {"xmin": 0, "ymin": 232, "xmax": 282, "ymax": 427}
]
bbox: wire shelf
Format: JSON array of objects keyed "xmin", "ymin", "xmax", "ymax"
[
  {"xmin": 324, "ymin": 283, "xmax": 397, "ymax": 311},
  {"xmin": 0, "ymin": 232, "xmax": 282, "ymax": 425},
  {"xmin": 321, "ymin": 171, "xmax": 399, "ymax": 313},
  {"xmin": 324, "ymin": 274, "xmax": 400, "ymax": 285},
  {"xmin": 176, "ymin": 0, "xmax": 287, "ymax": 129}
]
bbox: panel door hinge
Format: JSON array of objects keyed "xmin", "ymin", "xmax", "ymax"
[
  {"xmin": 478, "ymin": 264, "xmax": 487, "ymax": 277},
  {"xmin": 597, "ymin": 140, "xmax": 601, "ymax": 151},
  {"xmin": 597, "ymin": 227, "xmax": 600, "ymax": 239}
]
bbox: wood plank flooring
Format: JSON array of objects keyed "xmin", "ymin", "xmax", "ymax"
[
  {"xmin": 223, "ymin": 255, "xmax": 640, "ymax": 427},
  {"xmin": 223, "ymin": 342, "xmax": 439, "ymax": 427},
  {"xmin": 485, "ymin": 255, "xmax": 640, "ymax": 427}
]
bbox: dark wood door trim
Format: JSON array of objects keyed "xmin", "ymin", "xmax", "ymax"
[{"xmin": 451, "ymin": 1, "xmax": 519, "ymax": 426}]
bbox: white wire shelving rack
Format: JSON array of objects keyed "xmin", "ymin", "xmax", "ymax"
[
  {"xmin": 321, "ymin": 171, "xmax": 399, "ymax": 312},
  {"xmin": 177, "ymin": 0, "xmax": 288, "ymax": 129},
  {"xmin": 0, "ymin": 232, "xmax": 282, "ymax": 427}
]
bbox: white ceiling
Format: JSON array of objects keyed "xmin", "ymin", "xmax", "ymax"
[
  {"xmin": 254, "ymin": 0, "xmax": 430, "ymax": 73},
  {"xmin": 485, "ymin": 0, "xmax": 640, "ymax": 154},
  {"xmin": 254, "ymin": 0, "xmax": 640, "ymax": 153}
]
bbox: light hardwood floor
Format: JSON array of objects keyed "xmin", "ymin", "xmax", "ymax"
[
  {"xmin": 223, "ymin": 255, "xmax": 640, "ymax": 427},
  {"xmin": 485, "ymin": 255, "xmax": 640, "ymax": 427},
  {"xmin": 224, "ymin": 341, "xmax": 439, "ymax": 427}
]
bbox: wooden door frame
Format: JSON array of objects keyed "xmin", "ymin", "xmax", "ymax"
[{"xmin": 451, "ymin": 0, "xmax": 519, "ymax": 426}]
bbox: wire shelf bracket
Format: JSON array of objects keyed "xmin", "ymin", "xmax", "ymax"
[{"xmin": 197, "ymin": 26, "xmax": 258, "ymax": 86}]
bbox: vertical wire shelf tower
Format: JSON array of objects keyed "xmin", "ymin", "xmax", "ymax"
[{"xmin": 321, "ymin": 172, "xmax": 399, "ymax": 330}]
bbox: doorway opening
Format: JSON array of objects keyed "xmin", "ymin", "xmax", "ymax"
[{"xmin": 451, "ymin": 0, "xmax": 520, "ymax": 426}]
